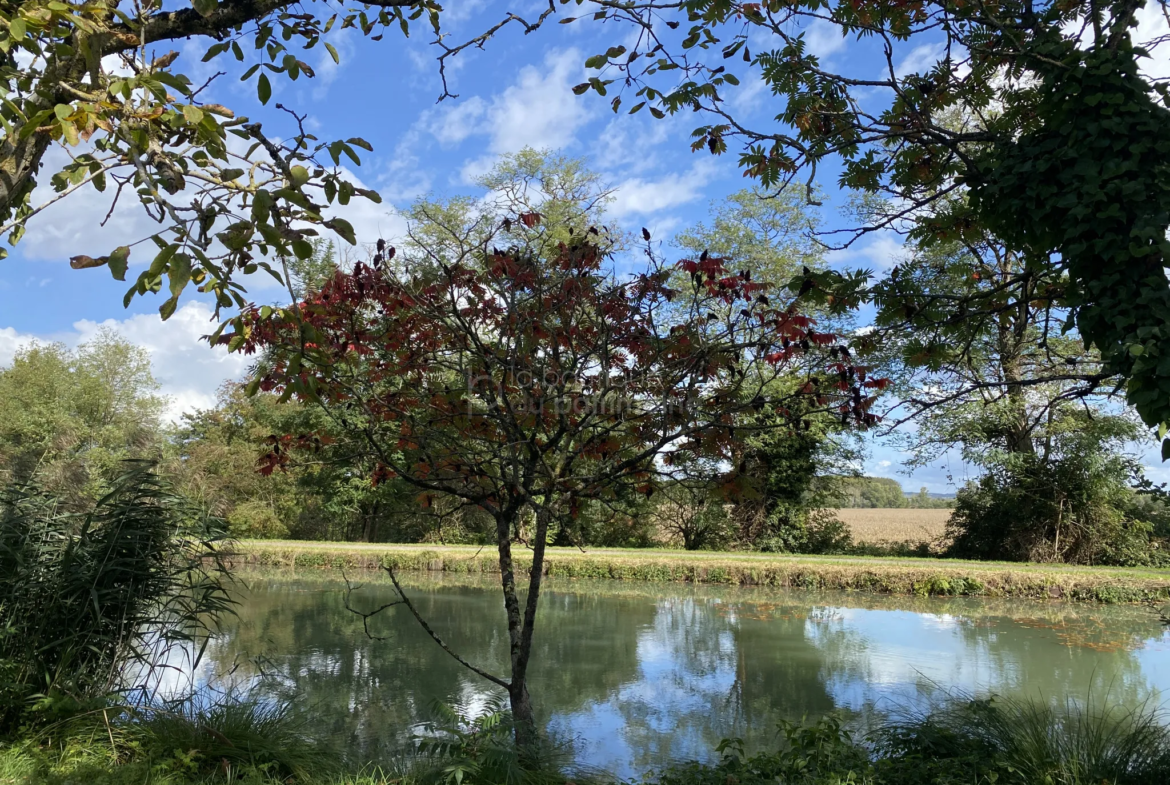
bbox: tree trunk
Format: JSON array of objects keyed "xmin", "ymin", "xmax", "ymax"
[
  {"xmin": 361, "ymin": 500, "xmax": 380, "ymax": 543},
  {"xmin": 494, "ymin": 502, "xmax": 552, "ymax": 757}
]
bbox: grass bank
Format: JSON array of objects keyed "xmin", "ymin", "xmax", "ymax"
[{"xmin": 231, "ymin": 541, "xmax": 1170, "ymax": 604}]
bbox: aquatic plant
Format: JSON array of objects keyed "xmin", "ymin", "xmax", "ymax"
[{"xmin": 0, "ymin": 462, "xmax": 234, "ymax": 735}]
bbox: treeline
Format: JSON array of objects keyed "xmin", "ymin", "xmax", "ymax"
[{"xmin": 833, "ymin": 476, "xmax": 954, "ymax": 509}]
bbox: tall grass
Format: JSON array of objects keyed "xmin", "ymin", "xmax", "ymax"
[
  {"xmin": 877, "ymin": 695, "xmax": 1170, "ymax": 785},
  {"xmin": 0, "ymin": 461, "xmax": 234, "ymax": 734}
]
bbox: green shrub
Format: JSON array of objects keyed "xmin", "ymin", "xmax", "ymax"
[
  {"xmin": 227, "ymin": 500, "xmax": 289, "ymax": 540},
  {"xmin": 946, "ymin": 454, "xmax": 1165, "ymax": 566},
  {"xmin": 129, "ymin": 692, "xmax": 340, "ymax": 781},
  {"xmin": 652, "ymin": 696, "xmax": 1170, "ymax": 785}
]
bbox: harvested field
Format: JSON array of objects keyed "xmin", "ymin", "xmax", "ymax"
[{"xmin": 836, "ymin": 507, "xmax": 951, "ymax": 545}]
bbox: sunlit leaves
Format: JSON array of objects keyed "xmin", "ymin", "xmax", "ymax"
[{"xmin": 0, "ymin": 0, "xmax": 443, "ymax": 325}]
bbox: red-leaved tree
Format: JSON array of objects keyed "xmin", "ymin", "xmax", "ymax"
[{"xmin": 224, "ymin": 219, "xmax": 882, "ymax": 747}]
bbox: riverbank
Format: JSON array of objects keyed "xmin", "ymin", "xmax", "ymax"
[{"xmin": 231, "ymin": 541, "xmax": 1170, "ymax": 604}]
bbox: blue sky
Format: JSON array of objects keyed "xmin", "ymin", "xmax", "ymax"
[{"xmin": 2, "ymin": 3, "xmax": 1169, "ymax": 492}]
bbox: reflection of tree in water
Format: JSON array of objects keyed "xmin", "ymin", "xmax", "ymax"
[
  {"xmin": 201, "ymin": 571, "xmax": 1170, "ymax": 774},
  {"xmin": 569, "ymin": 596, "xmax": 841, "ymax": 775},
  {"xmin": 203, "ymin": 576, "xmax": 652, "ymax": 762}
]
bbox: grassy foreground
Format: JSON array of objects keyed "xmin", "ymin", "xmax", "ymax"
[{"xmin": 232, "ymin": 541, "xmax": 1170, "ymax": 604}]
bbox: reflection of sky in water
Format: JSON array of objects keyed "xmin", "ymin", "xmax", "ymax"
[
  {"xmin": 193, "ymin": 577, "xmax": 1170, "ymax": 778},
  {"xmin": 809, "ymin": 608, "xmax": 1015, "ymax": 713}
]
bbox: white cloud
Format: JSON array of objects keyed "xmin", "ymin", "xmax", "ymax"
[
  {"xmin": 424, "ymin": 48, "xmax": 595, "ymax": 170},
  {"xmin": 2, "ymin": 301, "xmax": 248, "ymax": 421},
  {"xmin": 311, "ymin": 30, "xmax": 358, "ymax": 100},
  {"xmin": 609, "ymin": 160, "xmax": 719, "ymax": 219},
  {"xmin": 1135, "ymin": 2, "xmax": 1170, "ymax": 81},
  {"xmin": 806, "ymin": 19, "xmax": 847, "ymax": 60},
  {"xmin": 825, "ymin": 233, "xmax": 909, "ymax": 273},
  {"xmin": 429, "ymin": 96, "xmax": 489, "ymax": 146},
  {"xmin": 896, "ymin": 42, "xmax": 947, "ymax": 79}
]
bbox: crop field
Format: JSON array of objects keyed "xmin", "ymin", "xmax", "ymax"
[{"xmin": 836, "ymin": 508, "xmax": 951, "ymax": 545}]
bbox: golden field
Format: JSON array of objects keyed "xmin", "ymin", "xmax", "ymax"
[{"xmin": 836, "ymin": 507, "xmax": 951, "ymax": 545}]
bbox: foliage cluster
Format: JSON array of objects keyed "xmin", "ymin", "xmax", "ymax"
[
  {"xmin": 945, "ymin": 414, "xmax": 1170, "ymax": 566},
  {"xmin": 0, "ymin": 330, "xmax": 165, "ymax": 507}
]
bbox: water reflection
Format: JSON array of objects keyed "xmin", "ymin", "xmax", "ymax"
[{"xmin": 197, "ymin": 570, "xmax": 1170, "ymax": 778}]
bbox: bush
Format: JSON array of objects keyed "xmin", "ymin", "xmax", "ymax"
[
  {"xmin": 945, "ymin": 454, "xmax": 1165, "ymax": 566},
  {"xmin": 652, "ymin": 696, "xmax": 1170, "ymax": 785},
  {"xmin": 0, "ymin": 462, "xmax": 233, "ymax": 735},
  {"xmin": 876, "ymin": 696, "xmax": 1170, "ymax": 785},
  {"xmin": 755, "ymin": 508, "xmax": 853, "ymax": 555},
  {"xmin": 129, "ymin": 692, "xmax": 340, "ymax": 781},
  {"xmin": 227, "ymin": 500, "xmax": 290, "ymax": 539}
]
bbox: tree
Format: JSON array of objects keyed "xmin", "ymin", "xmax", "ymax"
[
  {"xmin": 0, "ymin": 328, "xmax": 165, "ymax": 504},
  {"xmin": 868, "ymin": 229, "xmax": 1115, "ymax": 462},
  {"xmin": 457, "ymin": 1, "xmax": 1170, "ymax": 444},
  {"xmin": 228, "ymin": 216, "xmax": 880, "ymax": 748},
  {"xmin": 674, "ymin": 188, "xmax": 858, "ymax": 552},
  {"xmin": 835, "ymin": 477, "xmax": 907, "ymax": 509},
  {"xmin": 0, "ymin": 0, "xmax": 460, "ymax": 319},
  {"xmin": 674, "ymin": 187, "xmax": 824, "ymax": 291}
]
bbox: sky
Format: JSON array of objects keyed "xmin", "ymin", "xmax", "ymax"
[{"xmin": 2, "ymin": 3, "xmax": 1169, "ymax": 493}]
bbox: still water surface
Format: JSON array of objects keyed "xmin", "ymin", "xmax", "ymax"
[{"xmin": 199, "ymin": 570, "xmax": 1170, "ymax": 778}]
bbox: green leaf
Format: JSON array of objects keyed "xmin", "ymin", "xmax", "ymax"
[
  {"xmin": 244, "ymin": 376, "xmax": 261, "ymax": 397},
  {"xmin": 1162, "ymin": 436, "xmax": 1170, "ymax": 462},
  {"xmin": 325, "ymin": 42, "xmax": 340, "ymax": 64},
  {"xmin": 257, "ymin": 72, "xmax": 272, "ymax": 104},
  {"xmin": 9, "ymin": 18, "xmax": 27, "ymax": 40},
  {"xmin": 292, "ymin": 239, "xmax": 313, "ymax": 259},
  {"xmin": 108, "ymin": 246, "xmax": 130, "ymax": 281},
  {"xmin": 168, "ymin": 254, "xmax": 192, "ymax": 297},
  {"xmin": 182, "ymin": 104, "xmax": 204, "ymax": 124},
  {"xmin": 60, "ymin": 119, "xmax": 79, "ymax": 146},
  {"xmin": 159, "ymin": 296, "xmax": 179, "ymax": 320},
  {"xmin": 328, "ymin": 218, "xmax": 356, "ymax": 244},
  {"xmin": 192, "ymin": 0, "xmax": 217, "ymax": 18}
]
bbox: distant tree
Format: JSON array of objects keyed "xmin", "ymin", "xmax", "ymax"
[
  {"xmin": 0, "ymin": 329, "xmax": 165, "ymax": 504},
  {"xmin": 675, "ymin": 188, "xmax": 861, "ymax": 552},
  {"xmin": 172, "ymin": 383, "xmax": 431, "ymax": 543},
  {"xmin": 231, "ymin": 219, "xmax": 880, "ymax": 750},
  {"xmin": 835, "ymin": 477, "xmax": 907, "ymax": 509},
  {"xmin": 655, "ymin": 479, "xmax": 732, "ymax": 551},
  {"xmin": 674, "ymin": 187, "xmax": 825, "ymax": 292}
]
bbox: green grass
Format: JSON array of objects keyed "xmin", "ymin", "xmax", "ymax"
[{"xmin": 230, "ymin": 541, "xmax": 1170, "ymax": 604}]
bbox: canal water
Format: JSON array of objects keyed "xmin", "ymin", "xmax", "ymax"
[{"xmin": 192, "ymin": 570, "xmax": 1170, "ymax": 778}]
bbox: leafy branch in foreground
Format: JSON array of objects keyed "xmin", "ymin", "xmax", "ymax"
[{"xmin": 0, "ymin": 0, "xmax": 445, "ymax": 319}]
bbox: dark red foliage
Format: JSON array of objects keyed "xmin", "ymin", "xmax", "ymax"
[{"xmin": 220, "ymin": 230, "xmax": 882, "ymax": 512}]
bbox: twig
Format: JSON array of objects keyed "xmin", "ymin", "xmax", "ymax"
[{"xmin": 384, "ymin": 566, "xmax": 511, "ymax": 689}]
